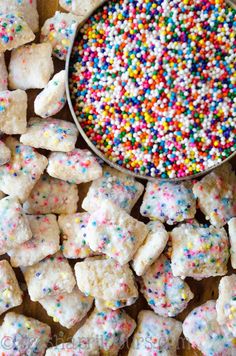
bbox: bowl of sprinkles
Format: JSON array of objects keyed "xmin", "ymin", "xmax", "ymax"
[{"xmin": 68, "ymin": 0, "xmax": 236, "ymax": 180}]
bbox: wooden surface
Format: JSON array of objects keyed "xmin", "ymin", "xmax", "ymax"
[{"xmin": 2, "ymin": 1, "xmax": 236, "ymax": 355}]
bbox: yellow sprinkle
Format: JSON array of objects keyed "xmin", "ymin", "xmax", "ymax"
[
  {"xmin": 187, "ymin": 242, "xmax": 193, "ymax": 249},
  {"xmin": 25, "ymin": 322, "xmax": 31, "ymax": 329},
  {"xmin": 105, "ymin": 301, "xmax": 114, "ymax": 308},
  {"xmin": 61, "ymin": 39, "xmax": 69, "ymax": 46},
  {"xmin": 3, "ymin": 289, "xmax": 11, "ymax": 298}
]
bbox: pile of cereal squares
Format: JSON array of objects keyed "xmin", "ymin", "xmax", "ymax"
[{"xmin": 0, "ymin": 0, "xmax": 236, "ymax": 355}]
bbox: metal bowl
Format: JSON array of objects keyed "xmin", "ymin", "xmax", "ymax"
[{"xmin": 65, "ymin": 0, "xmax": 236, "ymax": 182}]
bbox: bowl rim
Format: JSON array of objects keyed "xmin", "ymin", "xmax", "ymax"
[{"xmin": 65, "ymin": 1, "xmax": 236, "ymax": 182}]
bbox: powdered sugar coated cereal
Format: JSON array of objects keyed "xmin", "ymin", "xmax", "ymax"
[
  {"xmin": 0, "ymin": 13, "xmax": 35, "ymax": 53},
  {"xmin": 128, "ymin": 310, "xmax": 182, "ymax": 356},
  {"xmin": 86, "ymin": 200, "xmax": 148, "ymax": 265},
  {"xmin": 0, "ymin": 89, "xmax": 27, "ymax": 134},
  {"xmin": 193, "ymin": 163, "xmax": 236, "ymax": 227},
  {"xmin": 23, "ymin": 174, "xmax": 79, "ymax": 215},
  {"xmin": 9, "ymin": 43, "xmax": 54, "ymax": 90},
  {"xmin": 39, "ymin": 286, "xmax": 93, "ymax": 329},
  {"xmin": 59, "ymin": 212, "xmax": 93, "ymax": 259},
  {"xmin": 41, "ymin": 11, "xmax": 80, "ymax": 60},
  {"xmin": 0, "ymin": 0, "xmax": 39, "ymax": 32},
  {"xmin": 0, "ymin": 312, "xmax": 51, "ymax": 355},
  {"xmin": 171, "ymin": 222, "xmax": 229, "ymax": 280},
  {"xmin": 20, "ymin": 117, "xmax": 78, "ymax": 152},
  {"xmin": 183, "ymin": 300, "xmax": 236, "ymax": 356},
  {"xmin": 0, "ymin": 196, "xmax": 32, "ymax": 255},
  {"xmin": 0, "ymin": 137, "xmax": 48, "ymax": 202},
  {"xmin": 0, "ymin": 260, "xmax": 22, "ymax": 315},
  {"xmin": 216, "ymin": 275, "xmax": 236, "ymax": 337},
  {"xmin": 9, "ymin": 214, "xmax": 60, "ymax": 267},
  {"xmin": 82, "ymin": 166, "xmax": 144, "ymax": 213},
  {"xmin": 23, "ymin": 252, "xmax": 76, "ymax": 302},
  {"xmin": 75, "ymin": 257, "xmax": 138, "ymax": 310},
  {"xmin": 140, "ymin": 254, "xmax": 194, "ymax": 317},
  {"xmin": 73, "ymin": 308, "xmax": 136, "ymax": 355},
  {"xmin": 132, "ymin": 220, "xmax": 169, "ymax": 276},
  {"xmin": 140, "ymin": 181, "xmax": 196, "ymax": 225},
  {"xmin": 0, "ymin": 140, "xmax": 10, "ymax": 166},
  {"xmin": 34, "ymin": 70, "xmax": 67, "ymax": 118},
  {"xmin": 47, "ymin": 148, "xmax": 102, "ymax": 184}
]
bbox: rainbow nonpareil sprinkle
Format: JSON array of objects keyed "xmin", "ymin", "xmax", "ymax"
[{"xmin": 70, "ymin": 0, "xmax": 236, "ymax": 179}]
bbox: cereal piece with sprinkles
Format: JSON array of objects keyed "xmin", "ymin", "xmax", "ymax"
[
  {"xmin": 23, "ymin": 174, "xmax": 79, "ymax": 215},
  {"xmin": 0, "ymin": 196, "xmax": 32, "ymax": 255},
  {"xmin": 82, "ymin": 166, "xmax": 144, "ymax": 213},
  {"xmin": 39, "ymin": 286, "xmax": 93, "ymax": 329},
  {"xmin": 0, "ymin": 312, "xmax": 51, "ymax": 355},
  {"xmin": 34, "ymin": 70, "xmax": 66, "ymax": 118},
  {"xmin": 0, "ymin": 260, "xmax": 22, "ymax": 315},
  {"xmin": 140, "ymin": 254, "xmax": 193, "ymax": 317},
  {"xmin": 0, "ymin": 137, "xmax": 48, "ymax": 202},
  {"xmin": 0, "ymin": 13, "xmax": 35, "ymax": 53},
  {"xmin": 140, "ymin": 181, "xmax": 196, "ymax": 225},
  {"xmin": 183, "ymin": 300, "xmax": 236, "ymax": 356},
  {"xmin": 229, "ymin": 218, "xmax": 236, "ymax": 268},
  {"xmin": 47, "ymin": 149, "xmax": 102, "ymax": 184},
  {"xmin": 9, "ymin": 43, "xmax": 54, "ymax": 90},
  {"xmin": 9, "ymin": 214, "xmax": 60, "ymax": 267},
  {"xmin": 60, "ymin": 0, "xmax": 106, "ymax": 18},
  {"xmin": 171, "ymin": 222, "xmax": 229, "ymax": 280},
  {"xmin": 41, "ymin": 11, "xmax": 79, "ymax": 60},
  {"xmin": 193, "ymin": 163, "xmax": 236, "ymax": 227},
  {"xmin": 128, "ymin": 310, "xmax": 182, "ymax": 356},
  {"xmin": 0, "ymin": 140, "xmax": 10, "ymax": 166},
  {"xmin": 216, "ymin": 275, "xmax": 236, "ymax": 337},
  {"xmin": 0, "ymin": 54, "xmax": 8, "ymax": 90},
  {"xmin": 58, "ymin": 212, "xmax": 94, "ymax": 259},
  {"xmin": 73, "ymin": 308, "xmax": 136, "ymax": 355},
  {"xmin": 0, "ymin": 89, "xmax": 27, "ymax": 134},
  {"xmin": 132, "ymin": 221, "xmax": 169, "ymax": 276},
  {"xmin": 46, "ymin": 343, "xmax": 99, "ymax": 356},
  {"xmin": 20, "ymin": 117, "xmax": 78, "ymax": 152},
  {"xmin": 86, "ymin": 200, "xmax": 148, "ymax": 265},
  {"xmin": 23, "ymin": 252, "xmax": 76, "ymax": 301},
  {"xmin": 75, "ymin": 257, "xmax": 138, "ymax": 310},
  {"xmin": 0, "ymin": 0, "xmax": 39, "ymax": 32}
]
